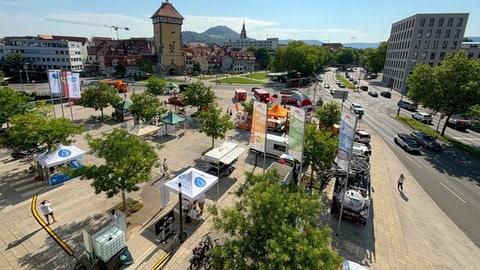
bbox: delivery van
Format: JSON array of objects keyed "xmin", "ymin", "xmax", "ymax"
[
  {"xmin": 253, "ymin": 88, "xmax": 270, "ymax": 102},
  {"xmin": 100, "ymin": 79, "xmax": 128, "ymax": 93},
  {"xmin": 234, "ymin": 88, "xmax": 247, "ymax": 102}
]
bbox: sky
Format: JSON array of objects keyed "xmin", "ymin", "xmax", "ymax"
[{"xmin": 1, "ymin": 0, "xmax": 479, "ymax": 43}]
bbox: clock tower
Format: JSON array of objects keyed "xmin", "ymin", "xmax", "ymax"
[{"xmin": 151, "ymin": 1, "xmax": 185, "ymax": 75}]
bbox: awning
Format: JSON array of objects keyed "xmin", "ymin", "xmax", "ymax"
[
  {"xmin": 220, "ymin": 146, "xmax": 246, "ymax": 165},
  {"xmin": 203, "ymin": 141, "xmax": 245, "ymax": 165},
  {"xmin": 128, "ymin": 124, "xmax": 160, "ymax": 137},
  {"xmin": 164, "ymin": 167, "xmax": 218, "ymax": 201},
  {"xmin": 35, "ymin": 144, "xmax": 86, "ymax": 167}
]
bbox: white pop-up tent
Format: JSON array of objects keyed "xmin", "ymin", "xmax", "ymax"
[
  {"xmin": 164, "ymin": 167, "xmax": 218, "ymax": 201},
  {"xmin": 36, "ymin": 144, "xmax": 86, "ymax": 167}
]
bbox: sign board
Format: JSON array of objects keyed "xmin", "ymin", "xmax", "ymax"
[{"xmin": 332, "ymin": 90, "xmax": 348, "ymax": 100}]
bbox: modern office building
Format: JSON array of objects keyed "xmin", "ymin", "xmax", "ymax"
[{"xmin": 382, "ymin": 13, "xmax": 469, "ymax": 94}]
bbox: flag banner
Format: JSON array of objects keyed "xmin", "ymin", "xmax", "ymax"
[
  {"xmin": 249, "ymin": 101, "xmax": 267, "ymax": 153},
  {"xmin": 67, "ymin": 73, "xmax": 81, "ymax": 98},
  {"xmin": 288, "ymin": 107, "xmax": 306, "ymax": 162},
  {"xmin": 337, "ymin": 112, "xmax": 357, "ymax": 170},
  {"xmin": 62, "ymin": 71, "xmax": 69, "ymax": 98},
  {"xmin": 48, "ymin": 70, "xmax": 61, "ymax": 95}
]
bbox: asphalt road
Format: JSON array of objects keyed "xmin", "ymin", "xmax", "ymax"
[{"xmin": 319, "ymin": 69, "xmax": 480, "ymax": 248}]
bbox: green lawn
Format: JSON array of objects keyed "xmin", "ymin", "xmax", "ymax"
[
  {"xmin": 335, "ymin": 74, "xmax": 356, "ymax": 89},
  {"xmin": 241, "ymin": 72, "xmax": 268, "ymax": 80},
  {"xmin": 216, "ymin": 77, "xmax": 265, "ymax": 85}
]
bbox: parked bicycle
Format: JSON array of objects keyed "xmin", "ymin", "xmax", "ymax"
[{"xmin": 188, "ymin": 232, "xmax": 216, "ymax": 270}]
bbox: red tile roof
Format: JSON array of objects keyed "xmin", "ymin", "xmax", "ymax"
[{"xmin": 151, "ymin": 1, "xmax": 184, "ymax": 19}]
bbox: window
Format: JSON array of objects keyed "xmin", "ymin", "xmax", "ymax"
[
  {"xmin": 426, "ymin": 29, "xmax": 432, "ymax": 38},
  {"xmin": 433, "ymin": 40, "xmax": 439, "ymax": 49},
  {"xmin": 428, "ymin": 18, "xmax": 435, "ymax": 27},
  {"xmin": 430, "ymin": 52, "xmax": 436, "ymax": 60},
  {"xmin": 416, "ymin": 29, "xmax": 423, "ymax": 38},
  {"xmin": 414, "ymin": 40, "xmax": 420, "ymax": 49},
  {"xmin": 421, "ymin": 52, "xmax": 427, "ymax": 60},
  {"xmin": 412, "ymin": 51, "xmax": 418, "ymax": 59},
  {"xmin": 468, "ymin": 53, "xmax": 474, "ymax": 59},
  {"xmin": 435, "ymin": 29, "xmax": 441, "ymax": 38},
  {"xmin": 453, "ymin": 29, "xmax": 460, "ymax": 38},
  {"xmin": 444, "ymin": 29, "xmax": 450, "ymax": 38},
  {"xmin": 423, "ymin": 40, "xmax": 430, "ymax": 49},
  {"xmin": 439, "ymin": 52, "xmax": 446, "ymax": 60},
  {"xmin": 438, "ymin": 18, "xmax": 444, "ymax": 27},
  {"xmin": 451, "ymin": 41, "xmax": 458, "ymax": 50},
  {"xmin": 442, "ymin": 41, "xmax": 448, "ymax": 49},
  {"xmin": 456, "ymin": 17, "xmax": 463, "ymax": 27},
  {"xmin": 419, "ymin": 17, "xmax": 426, "ymax": 27},
  {"xmin": 447, "ymin": 18, "xmax": 453, "ymax": 27}
]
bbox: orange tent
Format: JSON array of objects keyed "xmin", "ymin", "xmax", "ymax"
[{"xmin": 268, "ymin": 104, "xmax": 289, "ymax": 118}]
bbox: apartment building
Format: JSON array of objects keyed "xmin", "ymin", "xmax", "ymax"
[{"xmin": 382, "ymin": 13, "xmax": 469, "ymax": 94}]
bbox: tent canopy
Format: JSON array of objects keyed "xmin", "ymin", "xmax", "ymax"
[
  {"xmin": 128, "ymin": 124, "xmax": 160, "ymax": 137},
  {"xmin": 289, "ymin": 92, "xmax": 313, "ymax": 108},
  {"xmin": 268, "ymin": 104, "xmax": 289, "ymax": 118},
  {"xmin": 161, "ymin": 112, "xmax": 186, "ymax": 125},
  {"xmin": 36, "ymin": 144, "xmax": 86, "ymax": 167},
  {"xmin": 203, "ymin": 141, "xmax": 246, "ymax": 165},
  {"xmin": 114, "ymin": 100, "xmax": 133, "ymax": 110},
  {"xmin": 164, "ymin": 167, "xmax": 218, "ymax": 201},
  {"xmin": 166, "ymin": 82, "xmax": 178, "ymax": 89}
]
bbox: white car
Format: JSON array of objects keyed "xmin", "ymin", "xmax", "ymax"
[
  {"xmin": 412, "ymin": 111, "xmax": 433, "ymax": 124},
  {"xmin": 324, "ymin": 83, "xmax": 330, "ymax": 89},
  {"xmin": 350, "ymin": 103, "xmax": 364, "ymax": 115}
]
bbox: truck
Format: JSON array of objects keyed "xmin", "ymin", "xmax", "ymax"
[
  {"xmin": 329, "ymin": 155, "xmax": 371, "ymax": 226},
  {"xmin": 100, "ymin": 79, "xmax": 128, "ymax": 93},
  {"xmin": 249, "ymin": 133, "xmax": 288, "ymax": 158}
]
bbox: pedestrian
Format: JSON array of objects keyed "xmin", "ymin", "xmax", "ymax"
[
  {"xmin": 197, "ymin": 192, "xmax": 205, "ymax": 215},
  {"xmin": 164, "ymin": 100, "xmax": 167, "ymax": 106},
  {"xmin": 108, "ymin": 209, "xmax": 118, "ymax": 223},
  {"xmin": 39, "ymin": 200, "xmax": 57, "ymax": 225},
  {"xmin": 163, "ymin": 158, "xmax": 169, "ymax": 177},
  {"xmin": 229, "ymin": 110, "xmax": 232, "ymax": 117},
  {"xmin": 397, "ymin": 173, "xmax": 405, "ymax": 191}
]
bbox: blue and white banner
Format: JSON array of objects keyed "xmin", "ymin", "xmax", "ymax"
[
  {"xmin": 67, "ymin": 72, "xmax": 81, "ymax": 98},
  {"xmin": 47, "ymin": 70, "xmax": 61, "ymax": 95}
]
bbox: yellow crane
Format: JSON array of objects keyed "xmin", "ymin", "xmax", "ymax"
[{"xmin": 44, "ymin": 18, "xmax": 129, "ymax": 40}]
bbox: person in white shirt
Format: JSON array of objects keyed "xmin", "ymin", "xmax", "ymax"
[{"xmin": 39, "ymin": 200, "xmax": 57, "ymax": 225}]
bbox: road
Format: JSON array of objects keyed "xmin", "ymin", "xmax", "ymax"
[{"xmin": 317, "ymin": 69, "xmax": 480, "ymax": 248}]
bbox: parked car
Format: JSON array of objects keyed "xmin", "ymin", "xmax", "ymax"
[
  {"xmin": 368, "ymin": 91, "xmax": 378, "ymax": 97},
  {"xmin": 410, "ymin": 130, "xmax": 442, "ymax": 151},
  {"xmin": 205, "ymin": 162, "xmax": 234, "ymax": 177},
  {"xmin": 355, "ymin": 130, "xmax": 371, "ymax": 144},
  {"xmin": 359, "ymin": 85, "xmax": 368, "ymax": 91},
  {"xmin": 447, "ymin": 115, "xmax": 470, "ymax": 131},
  {"xmin": 350, "ymin": 103, "xmax": 364, "ymax": 115},
  {"xmin": 353, "ymin": 142, "xmax": 371, "ymax": 156},
  {"xmin": 323, "ymin": 83, "xmax": 330, "ymax": 89},
  {"xmin": 397, "ymin": 100, "xmax": 418, "ymax": 111},
  {"xmin": 412, "ymin": 111, "xmax": 433, "ymax": 124},
  {"xmin": 338, "ymin": 82, "xmax": 346, "ymax": 88},
  {"xmin": 394, "ymin": 133, "xmax": 422, "ymax": 153},
  {"xmin": 380, "ymin": 91, "xmax": 391, "ymax": 98},
  {"xmin": 280, "ymin": 89, "xmax": 296, "ymax": 95}
]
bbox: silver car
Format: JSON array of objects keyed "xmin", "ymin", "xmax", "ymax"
[{"xmin": 394, "ymin": 133, "xmax": 422, "ymax": 153}]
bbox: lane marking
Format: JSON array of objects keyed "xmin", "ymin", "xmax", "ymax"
[
  {"xmin": 440, "ymin": 182, "xmax": 466, "ymax": 203},
  {"xmin": 406, "ymin": 155, "xmax": 422, "ymax": 168}
]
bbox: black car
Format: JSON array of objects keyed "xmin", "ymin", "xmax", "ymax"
[
  {"xmin": 368, "ymin": 91, "xmax": 378, "ymax": 97},
  {"xmin": 360, "ymin": 85, "xmax": 368, "ymax": 91},
  {"xmin": 410, "ymin": 131, "xmax": 442, "ymax": 151},
  {"xmin": 447, "ymin": 115, "xmax": 470, "ymax": 131},
  {"xmin": 380, "ymin": 91, "xmax": 391, "ymax": 98}
]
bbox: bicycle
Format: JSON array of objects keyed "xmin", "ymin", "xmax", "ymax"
[{"xmin": 188, "ymin": 232, "xmax": 216, "ymax": 270}]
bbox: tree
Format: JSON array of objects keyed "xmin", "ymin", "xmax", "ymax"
[
  {"xmin": 77, "ymin": 128, "xmax": 159, "ymax": 212},
  {"xmin": 315, "ymin": 102, "xmax": 341, "ymax": 131},
  {"xmin": 209, "ymin": 171, "xmax": 343, "ymax": 269},
  {"xmin": 7, "ymin": 112, "xmax": 83, "ymax": 151},
  {"xmin": 3, "ymin": 52, "xmax": 26, "ymax": 77},
  {"xmin": 78, "ymin": 83, "xmax": 122, "ymax": 119},
  {"xmin": 0, "ymin": 87, "xmax": 33, "ymax": 126},
  {"xmin": 363, "ymin": 41, "xmax": 387, "ymax": 73},
  {"xmin": 138, "ymin": 58, "xmax": 153, "ymax": 75},
  {"xmin": 145, "ymin": 76, "xmax": 166, "ymax": 96},
  {"xmin": 196, "ymin": 103, "xmax": 234, "ymax": 148},
  {"xmin": 129, "ymin": 92, "xmax": 165, "ymax": 124},
  {"xmin": 406, "ymin": 50, "xmax": 480, "ymax": 135},
  {"xmin": 303, "ymin": 124, "xmax": 339, "ymax": 190},
  {"xmin": 114, "ymin": 62, "xmax": 126, "ymax": 77},
  {"xmin": 241, "ymin": 99, "xmax": 254, "ymax": 115},
  {"xmin": 247, "ymin": 47, "xmax": 270, "ymax": 70},
  {"xmin": 182, "ymin": 81, "xmax": 216, "ymax": 111},
  {"xmin": 192, "ymin": 61, "xmax": 201, "ymax": 74},
  {"xmin": 270, "ymin": 41, "xmax": 329, "ymax": 76}
]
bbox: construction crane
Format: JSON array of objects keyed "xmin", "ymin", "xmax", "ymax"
[{"xmin": 44, "ymin": 18, "xmax": 129, "ymax": 40}]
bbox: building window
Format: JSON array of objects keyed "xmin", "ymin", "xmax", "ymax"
[
  {"xmin": 453, "ymin": 29, "xmax": 460, "ymax": 38},
  {"xmin": 447, "ymin": 18, "xmax": 453, "ymax": 27},
  {"xmin": 440, "ymin": 52, "xmax": 446, "ymax": 61},
  {"xmin": 419, "ymin": 17, "xmax": 426, "ymax": 27},
  {"xmin": 435, "ymin": 29, "xmax": 441, "ymax": 38},
  {"xmin": 433, "ymin": 40, "xmax": 439, "ymax": 49},
  {"xmin": 423, "ymin": 40, "xmax": 430, "ymax": 49},
  {"xmin": 428, "ymin": 18, "xmax": 435, "ymax": 27},
  {"xmin": 451, "ymin": 41, "xmax": 458, "ymax": 50},
  {"xmin": 426, "ymin": 29, "xmax": 432, "ymax": 38},
  {"xmin": 414, "ymin": 40, "xmax": 420, "ymax": 49},
  {"xmin": 438, "ymin": 17, "xmax": 444, "ymax": 27},
  {"xmin": 444, "ymin": 29, "xmax": 451, "ymax": 38},
  {"xmin": 456, "ymin": 17, "xmax": 463, "ymax": 27},
  {"xmin": 442, "ymin": 41, "xmax": 448, "ymax": 49},
  {"xmin": 412, "ymin": 51, "xmax": 418, "ymax": 59},
  {"xmin": 421, "ymin": 52, "xmax": 427, "ymax": 59},
  {"xmin": 416, "ymin": 29, "xmax": 423, "ymax": 38},
  {"xmin": 468, "ymin": 52, "xmax": 474, "ymax": 59},
  {"xmin": 430, "ymin": 52, "xmax": 436, "ymax": 60}
]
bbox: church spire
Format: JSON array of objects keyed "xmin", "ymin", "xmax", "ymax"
[{"xmin": 240, "ymin": 20, "xmax": 247, "ymax": 40}]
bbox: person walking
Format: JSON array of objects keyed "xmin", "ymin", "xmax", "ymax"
[
  {"xmin": 39, "ymin": 200, "xmax": 57, "ymax": 225},
  {"xmin": 162, "ymin": 158, "xmax": 169, "ymax": 177},
  {"xmin": 397, "ymin": 174, "xmax": 405, "ymax": 191},
  {"xmin": 197, "ymin": 192, "xmax": 206, "ymax": 215}
]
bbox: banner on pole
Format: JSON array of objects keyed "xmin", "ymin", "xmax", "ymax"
[
  {"xmin": 48, "ymin": 70, "xmax": 61, "ymax": 95},
  {"xmin": 61, "ymin": 71, "xmax": 69, "ymax": 98},
  {"xmin": 288, "ymin": 107, "xmax": 306, "ymax": 162},
  {"xmin": 249, "ymin": 101, "xmax": 267, "ymax": 153},
  {"xmin": 337, "ymin": 112, "xmax": 357, "ymax": 170},
  {"xmin": 67, "ymin": 73, "xmax": 81, "ymax": 99}
]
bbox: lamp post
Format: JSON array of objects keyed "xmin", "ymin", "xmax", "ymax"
[
  {"xmin": 18, "ymin": 69, "xmax": 24, "ymax": 91},
  {"xmin": 24, "ymin": 63, "xmax": 30, "ymax": 85},
  {"xmin": 178, "ymin": 182, "xmax": 184, "ymax": 243}
]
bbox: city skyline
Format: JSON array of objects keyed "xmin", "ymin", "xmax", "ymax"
[{"xmin": 1, "ymin": 0, "xmax": 479, "ymax": 43}]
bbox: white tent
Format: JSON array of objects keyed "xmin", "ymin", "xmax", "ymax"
[
  {"xmin": 128, "ymin": 124, "xmax": 160, "ymax": 137},
  {"xmin": 35, "ymin": 144, "xmax": 86, "ymax": 167},
  {"xmin": 164, "ymin": 167, "xmax": 218, "ymax": 201},
  {"xmin": 203, "ymin": 141, "xmax": 246, "ymax": 165}
]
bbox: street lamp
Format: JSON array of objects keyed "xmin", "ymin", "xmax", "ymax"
[
  {"xmin": 18, "ymin": 69, "xmax": 24, "ymax": 91},
  {"xmin": 24, "ymin": 63, "xmax": 30, "ymax": 85}
]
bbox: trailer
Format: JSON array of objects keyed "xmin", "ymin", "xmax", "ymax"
[{"xmin": 234, "ymin": 88, "xmax": 247, "ymax": 102}]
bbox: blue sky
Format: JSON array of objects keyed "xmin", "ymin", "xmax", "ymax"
[{"xmin": 1, "ymin": 0, "xmax": 479, "ymax": 43}]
